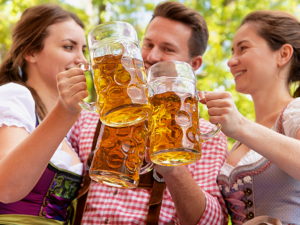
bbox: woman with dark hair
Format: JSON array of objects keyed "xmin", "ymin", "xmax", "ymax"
[
  {"xmin": 0, "ymin": 4, "xmax": 88, "ymax": 224},
  {"xmin": 203, "ymin": 10, "xmax": 300, "ymax": 224}
]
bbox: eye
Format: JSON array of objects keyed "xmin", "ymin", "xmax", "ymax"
[
  {"xmin": 82, "ymin": 48, "xmax": 86, "ymax": 54},
  {"xmin": 240, "ymin": 46, "xmax": 247, "ymax": 51},
  {"xmin": 143, "ymin": 43, "xmax": 153, "ymax": 49},
  {"xmin": 165, "ymin": 48, "xmax": 174, "ymax": 53},
  {"xmin": 64, "ymin": 45, "xmax": 73, "ymax": 51}
]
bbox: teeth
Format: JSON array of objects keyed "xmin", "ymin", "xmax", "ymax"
[{"xmin": 234, "ymin": 71, "xmax": 245, "ymax": 77}]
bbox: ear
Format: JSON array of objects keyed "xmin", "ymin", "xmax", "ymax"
[
  {"xmin": 277, "ymin": 44, "xmax": 293, "ymax": 67},
  {"xmin": 24, "ymin": 50, "xmax": 38, "ymax": 64},
  {"xmin": 189, "ymin": 55, "xmax": 202, "ymax": 71}
]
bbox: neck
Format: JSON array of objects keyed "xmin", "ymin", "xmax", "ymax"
[{"xmin": 251, "ymin": 83, "xmax": 293, "ymax": 128}]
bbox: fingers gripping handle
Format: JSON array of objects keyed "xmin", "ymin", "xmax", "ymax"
[
  {"xmin": 197, "ymin": 91, "xmax": 222, "ymax": 141},
  {"xmin": 78, "ymin": 62, "xmax": 91, "ymax": 71},
  {"xmin": 77, "ymin": 63, "xmax": 97, "ymax": 112},
  {"xmin": 140, "ymin": 162, "xmax": 154, "ymax": 174}
]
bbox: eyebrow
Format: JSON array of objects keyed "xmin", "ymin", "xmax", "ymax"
[
  {"xmin": 143, "ymin": 38, "xmax": 177, "ymax": 48},
  {"xmin": 231, "ymin": 40, "xmax": 250, "ymax": 52},
  {"xmin": 62, "ymin": 38, "xmax": 87, "ymax": 48},
  {"xmin": 163, "ymin": 42, "xmax": 177, "ymax": 48}
]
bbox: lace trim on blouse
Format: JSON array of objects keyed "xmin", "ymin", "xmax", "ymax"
[{"xmin": 0, "ymin": 117, "xmax": 32, "ymax": 133}]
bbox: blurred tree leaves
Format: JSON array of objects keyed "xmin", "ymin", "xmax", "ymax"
[
  {"xmin": 1, "ymin": 0, "xmax": 300, "ymax": 149},
  {"xmin": 0, "ymin": 0, "xmax": 89, "ymax": 62}
]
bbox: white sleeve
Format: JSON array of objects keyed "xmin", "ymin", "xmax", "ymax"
[
  {"xmin": 282, "ymin": 97, "xmax": 300, "ymax": 139},
  {"xmin": 0, "ymin": 83, "xmax": 36, "ymax": 133}
]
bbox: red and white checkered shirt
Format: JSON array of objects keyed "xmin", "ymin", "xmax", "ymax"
[{"xmin": 68, "ymin": 110, "xmax": 229, "ymax": 225}]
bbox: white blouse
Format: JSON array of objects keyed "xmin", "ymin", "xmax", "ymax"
[
  {"xmin": 220, "ymin": 98, "xmax": 300, "ymax": 177},
  {"xmin": 0, "ymin": 83, "xmax": 83, "ymax": 175}
]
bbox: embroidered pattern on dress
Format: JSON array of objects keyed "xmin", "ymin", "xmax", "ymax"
[
  {"xmin": 49, "ymin": 174, "xmax": 80, "ymax": 199},
  {"xmin": 218, "ymin": 160, "xmax": 271, "ymax": 188}
]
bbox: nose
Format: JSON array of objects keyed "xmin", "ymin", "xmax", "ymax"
[
  {"xmin": 147, "ymin": 46, "xmax": 163, "ymax": 64},
  {"xmin": 227, "ymin": 54, "xmax": 239, "ymax": 69},
  {"xmin": 75, "ymin": 51, "xmax": 87, "ymax": 65}
]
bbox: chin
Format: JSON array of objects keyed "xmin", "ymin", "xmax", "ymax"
[{"xmin": 235, "ymin": 86, "xmax": 249, "ymax": 95}]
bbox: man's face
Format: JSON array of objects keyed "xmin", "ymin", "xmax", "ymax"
[{"xmin": 141, "ymin": 16, "xmax": 193, "ymax": 72}]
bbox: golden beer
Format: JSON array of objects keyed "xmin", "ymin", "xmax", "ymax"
[
  {"xmin": 149, "ymin": 91, "xmax": 202, "ymax": 166},
  {"xmin": 92, "ymin": 54, "xmax": 151, "ymax": 127},
  {"xmin": 89, "ymin": 121, "xmax": 148, "ymax": 188}
]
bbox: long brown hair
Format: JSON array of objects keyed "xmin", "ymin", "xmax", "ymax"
[
  {"xmin": 241, "ymin": 11, "xmax": 300, "ymax": 97},
  {"xmin": 0, "ymin": 4, "xmax": 84, "ymax": 119},
  {"xmin": 151, "ymin": 1, "xmax": 209, "ymax": 58}
]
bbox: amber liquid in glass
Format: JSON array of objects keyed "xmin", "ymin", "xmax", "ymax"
[
  {"xmin": 93, "ymin": 54, "xmax": 151, "ymax": 127},
  {"xmin": 149, "ymin": 91, "xmax": 202, "ymax": 166},
  {"xmin": 89, "ymin": 121, "xmax": 148, "ymax": 188}
]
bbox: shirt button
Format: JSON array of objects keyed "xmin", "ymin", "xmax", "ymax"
[
  {"xmin": 104, "ymin": 219, "xmax": 109, "ymax": 224},
  {"xmin": 113, "ymin": 190, "xmax": 118, "ymax": 195}
]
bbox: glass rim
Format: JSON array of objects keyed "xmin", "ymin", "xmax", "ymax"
[
  {"xmin": 87, "ymin": 21, "xmax": 138, "ymax": 43},
  {"xmin": 147, "ymin": 60, "xmax": 196, "ymax": 82}
]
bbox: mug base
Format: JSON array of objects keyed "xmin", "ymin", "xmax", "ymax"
[
  {"xmin": 101, "ymin": 104, "xmax": 152, "ymax": 127},
  {"xmin": 150, "ymin": 148, "xmax": 201, "ymax": 166},
  {"xmin": 89, "ymin": 170, "xmax": 138, "ymax": 188}
]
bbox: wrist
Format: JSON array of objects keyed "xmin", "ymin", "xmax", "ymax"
[
  {"xmin": 158, "ymin": 166, "xmax": 187, "ymax": 180},
  {"xmin": 56, "ymin": 98, "xmax": 82, "ymax": 117},
  {"xmin": 232, "ymin": 115, "xmax": 253, "ymax": 141},
  {"xmin": 50, "ymin": 102, "xmax": 81, "ymax": 124}
]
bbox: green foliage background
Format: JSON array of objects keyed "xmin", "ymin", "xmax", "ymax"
[
  {"xmin": 2, "ymin": 0, "xmax": 300, "ymax": 224},
  {"xmin": 2, "ymin": 0, "xmax": 300, "ymax": 150}
]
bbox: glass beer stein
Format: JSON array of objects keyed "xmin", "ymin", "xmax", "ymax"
[
  {"xmin": 79, "ymin": 21, "xmax": 151, "ymax": 127},
  {"xmin": 89, "ymin": 121, "xmax": 153, "ymax": 188},
  {"xmin": 148, "ymin": 61, "xmax": 221, "ymax": 166}
]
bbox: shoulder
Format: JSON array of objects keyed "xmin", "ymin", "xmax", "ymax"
[
  {"xmin": 0, "ymin": 83, "xmax": 35, "ymax": 110},
  {"xmin": 0, "ymin": 83, "xmax": 33, "ymax": 99},
  {"xmin": 0, "ymin": 83, "xmax": 36, "ymax": 133},
  {"xmin": 282, "ymin": 98, "xmax": 300, "ymax": 138},
  {"xmin": 286, "ymin": 97, "xmax": 300, "ymax": 108},
  {"xmin": 282, "ymin": 98, "xmax": 300, "ymax": 122}
]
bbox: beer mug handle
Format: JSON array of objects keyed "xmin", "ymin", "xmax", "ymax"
[
  {"xmin": 140, "ymin": 162, "xmax": 154, "ymax": 174},
  {"xmin": 197, "ymin": 91, "xmax": 222, "ymax": 141},
  {"xmin": 77, "ymin": 63, "xmax": 97, "ymax": 112}
]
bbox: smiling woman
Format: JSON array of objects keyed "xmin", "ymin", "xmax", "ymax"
[
  {"xmin": 202, "ymin": 10, "xmax": 300, "ymax": 224},
  {"xmin": 0, "ymin": 4, "xmax": 88, "ymax": 225}
]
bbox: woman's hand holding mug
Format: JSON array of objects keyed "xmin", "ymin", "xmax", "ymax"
[
  {"xmin": 199, "ymin": 91, "xmax": 245, "ymax": 138},
  {"xmin": 56, "ymin": 68, "xmax": 88, "ymax": 116}
]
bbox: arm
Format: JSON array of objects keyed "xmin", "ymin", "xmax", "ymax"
[
  {"xmin": 0, "ymin": 68, "xmax": 88, "ymax": 203},
  {"xmin": 155, "ymin": 130, "xmax": 228, "ymax": 225},
  {"xmin": 205, "ymin": 91, "xmax": 300, "ymax": 182}
]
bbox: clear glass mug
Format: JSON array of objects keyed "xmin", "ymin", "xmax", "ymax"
[
  {"xmin": 89, "ymin": 121, "xmax": 153, "ymax": 188},
  {"xmin": 147, "ymin": 60, "xmax": 221, "ymax": 166},
  {"xmin": 79, "ymin": 21, "xmax": 151, "ymax": 127}
]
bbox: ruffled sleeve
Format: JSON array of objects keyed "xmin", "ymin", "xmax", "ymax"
[
  {"xmin": 282, "ymin": 97, "xmax": 300, "ymax": 138},
  {"xmin": 0, "ymin": 83, "xmax": 36, "ymax": 133}
]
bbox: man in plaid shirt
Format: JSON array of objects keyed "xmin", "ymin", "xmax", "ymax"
[{"xmin": 69, "ymin": 1, "xmax": 229, "ymax": 224}]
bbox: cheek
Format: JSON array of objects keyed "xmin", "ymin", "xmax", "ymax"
[{"xmin": 141, "ymin": 49, "xmax": 149, "ymax": 60}]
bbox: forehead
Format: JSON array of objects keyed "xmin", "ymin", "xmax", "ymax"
[
  {"xmin": 46, "ymin": 20, "xmax": 85, "ymax": 43},
  {"xmin": 145, "ymin": 16, "xmax": 192, "ymax": 46},
  {"xmin": 233, "ymin": 23, "xmax": 262, "ymax": 44}
]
